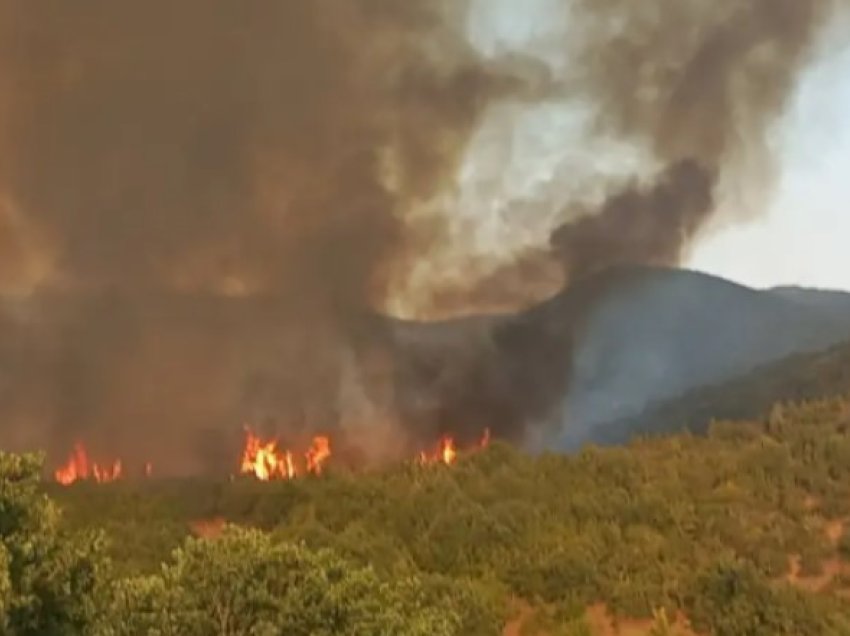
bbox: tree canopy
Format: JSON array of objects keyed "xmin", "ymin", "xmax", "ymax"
[{"xmin": 12, "ymin": 395, "xmax": 850, "ymax": 633}]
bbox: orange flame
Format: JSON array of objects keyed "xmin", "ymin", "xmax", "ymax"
[
  {"xmin": 240, "ymin": 430, "xmax": 296, "ymax": 481},
  {"xmin": 55, "ymin": 428, "xmax": 490, "ymax": 484},
  {"xmin": 55, "ymin": 443, "xmax": 89, "ymax": 485},
  {"xmin": 240, "ymin": 429, "xmax": 332, "ymax": 481},
  {"xmin": 306, "ymin": 436, "xmax": 331, "ymax": 475},
  {"xmin": 54, "ymin": 443, "xmax": 123, "ymax": 485},
  {"xmin": 417, "ymin": 430, "xmax": 490, "ymax": 467},
  {"xmin": 440, "ymin": 436, "xmax": 457, "ymax": 465},
  {"xmin": 284, "ymin": 450, "xmax": 296, "ymax": 479},
  {"xmin": 93, "ymin": 459, "xmax": 122, "ymax": 483},
  {"xmin": 418, "ymin": 435, "xmax": 457, "ymax": 466}
]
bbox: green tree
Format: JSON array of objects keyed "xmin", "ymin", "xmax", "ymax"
[
  {"xmin": 103, "ymin": 525, "xmax": 463, "ymax": 636},
  {"xmin": 689, "ymin": 562, "xmax": 833, "ymax": 636},
  {"xmin": 0, "ymin": 452, "xmax": 106, "ymax": 635}
]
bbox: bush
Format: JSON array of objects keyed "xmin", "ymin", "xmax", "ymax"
[
  {"xmin": 0, "ymin": 452, "xmax": 107, "ymax": 635},
  {"xmin": 101, "ymin": 525, "xmax": 465, "ymax": 636}
]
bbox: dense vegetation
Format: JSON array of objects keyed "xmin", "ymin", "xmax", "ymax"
[{"xmin": 6, "ymin": 396, "xmax": 850, "ymax": 633}]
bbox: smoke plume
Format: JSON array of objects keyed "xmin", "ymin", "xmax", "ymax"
[
  {"xmin": 0, "ymin": 0, "xmax": 526, "ymax": 470},
  {"xmin": 406, "ymin": 0, "xmax": 839, "ymax": 312},
  {"xmin": 0, "ymin": 0, "xmax": 840, "ymax": 471},
  {"xmin": 546, "ymin": 0, "xmax": 834, "ymax": 281}
]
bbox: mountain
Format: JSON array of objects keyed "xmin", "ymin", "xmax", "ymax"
[
  {"xmin": 387, "ymin": 266, "xmax": 850, "ymax": 450},
  {"xmin": 769, "ymin": 286, "xmax": 850, "ymax": 314},
  {"xmin": 521, "ymin": 267, "xmax": 850, "ymax": 449},
  {"xmin": 588, "ymin": 339, "xmax": 850, "ymax": 446}
]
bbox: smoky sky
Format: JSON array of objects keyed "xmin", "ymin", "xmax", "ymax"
[
  {"xmin": 0, "ymin": 1, "xmax": 514, "ymax": 302},
  {"xmin": 0, "ymin": 0, "xmax": 840, "ymax": 471},
  {"xmin": 548, "ymin": 0, "xmax": 835, "ymax": 283},
  {"xmin": 419, "ymin": 0, "xmax": 839, "ymax": 310}
]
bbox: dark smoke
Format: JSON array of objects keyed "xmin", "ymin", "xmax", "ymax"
[
  {"xmin": 0, "ymin": 1, "xmax": 502, "ymax": 298},
  {"xmin": 551, "ymin": 160, "xmax": 715, "ymax": 282},
  {"xmin": 547, "ymin": 0, "xmax": 835, "ymax": 279},
  {"xmin": 0, "ymin": 0, "xmax": 840, "ymax": 471},
  {"xmin": 0, "ymin": 0, "xmax": 531, "ymax": 472}
]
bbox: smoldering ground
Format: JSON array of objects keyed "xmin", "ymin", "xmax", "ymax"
[{"xmin": 0, "ymin": 0, "xmax": 841, "ymax": 473}]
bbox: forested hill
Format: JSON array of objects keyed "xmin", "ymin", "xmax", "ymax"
[
  {"xmin": 552, "ymin": 267, "xmax": 850, "ymax": 449},
  {"xmin": 5, "ymin": 395, "xmax": 848, "ymax": 635},
  {"xmin": 591, "ymin": 339, "xmax": 850, "ymax": 446}
]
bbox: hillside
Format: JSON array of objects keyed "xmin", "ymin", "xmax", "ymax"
[
  {"xmin": 590, "ymin": 339, "xmax": 850, "ymax": 446},
  {"xmin": 770, "ymin": 286, "xmax": 850, "ymax": 314},
  {"xmin": 545, "ymin": 267, "xmax": 850, "ymax": 449},
  {"xmin": 27, "ymin": 395, "xmax": 850, "ymax": 635},
  {"xmin": 391, "ymin": 266, "xmax": 850, "ymax": 450}
]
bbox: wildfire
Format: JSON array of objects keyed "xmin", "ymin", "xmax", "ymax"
[
  {"xmin": 440, "ymin": 436, "xmax": 457, "ymax": 465},
  {"xmin": 418, "ymin": 436, "xmax": 457, "ymax": 466},
  {"xmin": 417, "ymin": 429, "xmax": 490, "ymax": 467},
  {"xmin": 54, "ymin": 443, "xmax": 123, "ymax": 485},
  {"xmin": 55, "ymin": 427, "xmax": 493, "ymax": 485},
  {"xmin": 239, "ymin": 429, "xmax": 331, "ymax": 481},
  {"xmin": 240, "ymin": 430, "xmax": 297, "ymax": 481},
  {"xmin": 306, "ymin": 436, "xmax": 331, "ymax": 475}
]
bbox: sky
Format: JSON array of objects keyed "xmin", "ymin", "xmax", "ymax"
[
  {"xmin": 463, "ymin": 0, "xmax": 850, "ymax": 293},
  {"xmin": 688, "ymin": 27, "xmax": 850, "ymax": 291}
]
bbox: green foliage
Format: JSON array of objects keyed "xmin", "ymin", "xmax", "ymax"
[
  {"xmin": 15, "ymin": 394, "xmax": 850, "ymax": 633},
  {"xmin": 688, "ymin": 561, "xmax": 849, "ymax": 635},
  {"xmin": 0, "ymin": 452, "xmax": 107, "ymax": 635},
  {"xmin": 99, "ymin": 525, "xmax": 465, "ymax": 636}
]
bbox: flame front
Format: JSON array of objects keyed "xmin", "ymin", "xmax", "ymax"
[
  {"xmin": 240, "ymin": 430, "xmax": 295, "ymax": 481},
  {"xmin": 54, "ymin": 443, "xmax": 123, "ymax": 485},
  {"xmin": 418, "ymin": 435, "xmax": 457, "ymax": 466},
  {"xmin": 92, "ymin": 459, "xmax": 122, "ymax": 483},
  {"xmin": 440, "ymin": 436, "xmax": 457, "ymax": 465},
  {"xmin": 55, "ymin": 428, "xmax": 492, "ymax": 485},
  {"xmin": 306, "ymin": 436, "xmax": 331, "ymax": 475},
  {"xmin": 239, "ymin": 429, "xmax": 328, "ymax": 481},
  {"xmin": 417, "ymin": 429, "xmax": 490, "ymax": 467},
  {"xmin": 55, "ymin": 443, "xmax": 89, "ymax": 485}
]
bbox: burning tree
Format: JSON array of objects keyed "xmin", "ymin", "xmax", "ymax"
[
  {"xmin": 53, "ymin": 427, "xmax": 492, "ymax": 484},
  {"xmin": 54, "ymin": 443, "xmax": 123, "ymax": 485},
  {"xmin": 239, "ymin": 429, "xmax": 332, "ymax": 481}
]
